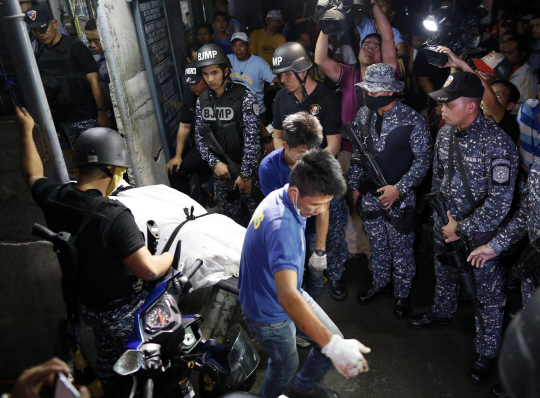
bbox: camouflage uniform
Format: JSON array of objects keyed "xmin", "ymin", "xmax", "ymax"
[
  {"xmin": 195, "ymin": 80, "xmax": 261, "ymax": 227},
  {"xmin": 431, "ymin": 113, "xmax": 518, "ymax": 358},
  {"xmin": 60, "ymin": 119, "xmax": 97, "ymax": 149},
  {"xmin": 488, "ymin": 158, "xmax": 540, "ymax": 307},
  {"xmin": 80, "ymin": 290, "xmax": 148, "ymax": 386},
  {"xmin": 348, "ymin": 99, "xmax": 432, "ymax": 298},
  {"xmin": 326, "ymin": 196, "xmax": 348, "ymax": 281}
]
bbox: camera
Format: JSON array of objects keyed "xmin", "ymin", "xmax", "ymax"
[
  {"xmin": 423, "ymin": 6, "xmax": 488, "ymax": 67},
  {"xmin": 315, "ymin": 0, "xmax": 371, "ymax": 36}
]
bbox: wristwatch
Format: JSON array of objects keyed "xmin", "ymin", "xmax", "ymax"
[
  {"xmin": 97, "ymin": 107, "xmax": 107, "ymax": 112},
  {"xmin": 455, "ymin": 224, "xmax": 465, "ymax": 239},
  {"xmin": 262, "ymin": 135, "xmax": 273, "ymax": 144},
  {"xmin": 315, "ymin": 249, "xmax": 326, "ymax": 256},
  {"xmin": 397, "ymin": 54, "xmax": 404, "ymax": 59},
  {"xmin": 240, "ymin": 174, "xmax": 250, "ymax": 181}
]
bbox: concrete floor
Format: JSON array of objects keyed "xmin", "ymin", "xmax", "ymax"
[{"xmin": 232, "ymin": 248, "xmax": 520, "ymax": 398}]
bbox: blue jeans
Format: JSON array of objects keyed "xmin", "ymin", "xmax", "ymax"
[
  {"xmin": 304, "ymin": 233, "xmax": 324, "ymax": 301},
  {"xmin": 243, "ymin": 290, "xmax": 342, "ymax": 398}
]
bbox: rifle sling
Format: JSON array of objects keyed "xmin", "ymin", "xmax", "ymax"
[{"xmin": 446, "ymin": 129, "xmax": 476, "ymax": 210}]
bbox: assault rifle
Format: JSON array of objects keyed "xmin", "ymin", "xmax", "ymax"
[
  {"xmin": 426, "ymin": 191, "xmax": 486, "ymax": 334},
  {"xmin": 506, "ymin": 238, "xmax": 540, "ymax": 289},
  {"xmin": 339, "ymin": 112, "xmax": 402, "ymax": 218},
  {"xmin": 200, "ymin": 129, "xmax": 264, "ymax": 203}
]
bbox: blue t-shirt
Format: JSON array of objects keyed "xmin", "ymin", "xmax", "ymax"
[
  {"xmin": 238, "ymin": 185, "xmax": 306, "ymax": 323},
  {"xmin": 259, "ymin": 148, "xmax": 316, "ymax": 234},
  {"xmin": 356, "ymin": 17, "xmax": 403, "ymax": 45},
  {"xmin": 227, "ymin": 54, "xmax": 276, "ymax": 114},
  {"xmin": 214, "ymin": 37, "xmax": 233, "ymax": 54}
]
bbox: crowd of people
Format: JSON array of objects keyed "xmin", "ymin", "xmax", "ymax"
[{"xmin": 11, "ymin": 0, "xmax": 540, "ymax": 397}]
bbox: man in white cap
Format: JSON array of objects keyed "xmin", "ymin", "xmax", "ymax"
[{"xmin": 249, "ymin": 10, "xmax": 286, "ymax": 66}]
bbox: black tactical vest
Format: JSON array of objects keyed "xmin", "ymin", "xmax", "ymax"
[
  {"xmin": 366, "ymin": 124, "xmax": 415, "ymax": 186},
  {"xmin": 36, "ymin": 36, "xmax": 91, "ymax": 107},
  {"xmin": 41, "ymin": 183, "xmax": 141, "ymax": 308},
  {"xmin": 199, "ymin": 83, "xmax": 247, "ymax": 164}
]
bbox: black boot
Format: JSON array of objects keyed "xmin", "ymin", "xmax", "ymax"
[
  {"xmin": 330, "ymin": 278, "xmax": 348, "ymax": 301},
  {"xmin": 469, "ymin": 354, "xmax": 496, "ymax": 384},
  {"xmin": 491, "ymin": 382, "xmax": 509, "ymax": 398},
  {"xmin": 407, "ymin": 312, "xmax": 452, "ymax": 328},
  {"xmin": 357, "ymin": 284, "xmax": 390, "ymax": 304},
  {"xmin": 394, "ymin": 297, "xmax": 411, "ymax": 319}
]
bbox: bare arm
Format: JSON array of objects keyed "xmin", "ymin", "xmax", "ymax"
[
  {"xmin": 86, "ymin": 72, "xmax": 111, "ymax": 128},
  {"xmin": 437, "ymin": 46, "xmax": 505, "ymax": 122},
  {"xmin": 166, "ymin": 123, "xmax": 191, "ymax": 175},
  {"xmin": 325, "ymin": 134, "xmax": 341, "ymax": 156},
  {"xmin": 16, "ymin": 107, "xmax": 45, "ymax": 189},
  {"xmin": 417, "ymin": 77, "xmax": 436, "ymax": 94},
  {"xmin": 314, "ymin": 32, "xmax": 342, "ymax": 82},
  {"xmin": 123, "ymin": 247, "xmax": 173, "ymax": 281},
  {"xmin": 273, "ymin": 128, "xmax": 284, "ymax": 150},
  {"xmin": 315, "ymin": 203, "xmax": 329, "ymax": 251},
  {"xmin": 275, "ymin": 269, "xmax": 333, "ymax": 347},
  {"xmin": 371, "ymin": 0, "xmax": 397, "ymax": 70}
]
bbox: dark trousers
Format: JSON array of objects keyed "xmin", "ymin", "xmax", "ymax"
[{"xmin": 168, "ymin": 146, "xmax": 212, "ymax": 196}]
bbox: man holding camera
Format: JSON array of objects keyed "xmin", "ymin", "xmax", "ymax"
[
  {"xmin": 408, "ymin": 72, "xmax": 518, "ymax": 383},
  {"xmin": 348, "ymin": 63, "xmax": 432, "ymax": 319}
]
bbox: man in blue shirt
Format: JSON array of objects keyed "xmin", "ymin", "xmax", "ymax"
[
  {"xmin": 259, "ymin": 111, "xmax": 326, "ymax": 303},
  {"xmin": 239, "ymin": 150, "xmax": 370, "ymax": 398}
]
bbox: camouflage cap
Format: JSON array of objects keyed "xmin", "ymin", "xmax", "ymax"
[{"xmin": 356, "ymin": 63, "xmax": 405, "ymax": 93}]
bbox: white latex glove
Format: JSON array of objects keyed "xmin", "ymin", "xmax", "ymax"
[
  {"xmin": 308, "ymin": 252, "xmax": 327, "ymax": 270},
  {"xmin": 321, "ymin": 334, "xmax": 370, "ymax": 378}
]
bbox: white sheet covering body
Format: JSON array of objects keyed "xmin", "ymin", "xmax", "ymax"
[{"xmin": 112, "ymin": 184, "xmax": 245, "ymax": 290}]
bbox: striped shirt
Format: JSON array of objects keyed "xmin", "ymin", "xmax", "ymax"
[
  {"xmin": 509, "ymin": 63, "xmax": 539, "ymax": 114},
  {"xmin": 517, "ymin": 99, "xmax": 540, "ymax": 186}
]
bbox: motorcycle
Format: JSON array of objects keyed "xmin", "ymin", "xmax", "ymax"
[{"xmin": 113, "ymin": 240, "xmax": 260, "ymax": 398}]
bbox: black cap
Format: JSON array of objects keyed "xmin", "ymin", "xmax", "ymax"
[
  {"xmin": 24, "ymin": 6, "xmax": 54, "ymax": 29},
  {"xmin": 183, "ymin": 60, "xmax": 202, "ymax": 85},
  {"xmin": 429, "ymin": 72, "xmax": 485, "ymax": 103}
]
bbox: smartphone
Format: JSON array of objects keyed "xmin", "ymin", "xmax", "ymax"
[{"xmin": 54, "ymin": 373, "xmax": 81, "ymax": 398}]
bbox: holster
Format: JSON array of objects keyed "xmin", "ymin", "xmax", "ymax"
[{"xmin": 360, "ymin": 206, "xmax": 416, "ymax": 235}]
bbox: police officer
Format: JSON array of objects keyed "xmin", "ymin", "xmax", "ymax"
[
  {"xmin": 167, "ymin": 61, "xmax": 212, "ymax": 201},
  {"xmin": 408, "ymin": 72, "xmax": 519, "ymax": 383},
  {"xmin": 15, "ymin": 107, "xmax": 173, "ymax": 393},
  {"xmin": 349, "ymin": 63, "xmax": 432, "ymax": 319},
  {"xmin": 468, "ymin": 156, "xmax": 540, "ymax": 307},
  {"xmin": 24, "ymin": 6, "xmax": 111, "ymax": 150},
  {"xmin": 194, "ymin": 44, "xmax": 262, "ymax": 227},
  {"xmin": 272, "ymin": 41, "xmax": 348, "ymax": 300}
]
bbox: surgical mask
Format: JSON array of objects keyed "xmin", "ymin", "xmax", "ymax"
[
  {"xmin": 105, "ymin": 166, "xmax": 127, "ymax": 197},
  {"xmin": 291, "ymin": 188, "xmax": 301, "ymax": 216},
  {"xmin": 365, "ymin": 93, "xmax": 396, "ymax": 110}
]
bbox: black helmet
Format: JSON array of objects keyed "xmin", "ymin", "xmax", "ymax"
[
  {"xmin": 272, "ymin": 42, "xmax": 313, "ymax": 74},
  {"xmin": 499, "ymin": 289, "xmax": 540, "ymax": 398},
  {"xmin": 197, "ymin": 44, "xmax": 232, "ymax": 69},
  {"xmin": 72, "ymin": 127, "xmax": 131, "ymax": 169}
]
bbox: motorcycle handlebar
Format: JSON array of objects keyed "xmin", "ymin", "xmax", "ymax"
[
  {"xmin": 32, "ymin": 223, "xmax": 56, "ymax": 242},
  {"xmin": 185, "ymin": 259, "xmax": 203, "ymax": 281}
]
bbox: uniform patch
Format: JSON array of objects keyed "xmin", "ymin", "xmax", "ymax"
[
  {"xmin": 27, "ymin": 10, "xmax": 37, "ymax": 20},
  {"xmin": 443, "ymin": 75, "xmax": 454, "ymax": 87},
  {"xmin": 252, "ymin": 102, "xmax": 259, "ymax": 116},
  {"xmin": 202, "ymin": 106, "xmax": 235, "ymax": 121},
  {"xmin": 310, "ymin": 104, "xmax": 321, "ymax": 116},
  {"xmin": 491, "ymin": 158, "xmax": 511, "ymax": 185}
]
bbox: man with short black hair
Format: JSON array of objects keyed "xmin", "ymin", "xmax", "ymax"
[
  {"xmin": 528, "ymin": 15, "xmax": 540, "ymax": 74},
  {"xmin": 196, "ymin": 22, "xmax": 214, "ymax": 46},
  {"xmin": 24, "ymin": 6, "xmax": 111, "ymax": 152},
  {"xmin": 240, "ymin": 149, "xmax": 370, "ymax": 398},
  {"xmin": 408, "ymin": 71, "xmax": 519, "ymax": 384},
  {"xmin": 259, "ymin": 112, "xmax": 325, "ymax": 302},
  {"xmin": 167, "ymin": 61, "xmax": 212, "ymax": 201},
  {"xmin": 500, "ymin": 35, "xmax": 538, "ymax": 113},
  {"xmin": 249, "ymin": 10, "xmax": 286, "ymax": 66}
]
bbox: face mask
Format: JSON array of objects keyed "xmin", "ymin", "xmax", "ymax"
[
  {"xmin": 292, "ymin": 188, "xmax": 302, "ymax": 216},
  {"xmin": 105, "ymin": 166, "xmax": 127, "ymax": 197},
  {"xmin": 365, "ymin": 93, "xmax": 396, "ymax": 110}
]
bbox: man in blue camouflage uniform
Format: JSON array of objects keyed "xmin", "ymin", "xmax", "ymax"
[
  {"xmin": 272, "ymin": 42, "xmax": 349, "ymax": 300},
  {"xmin": 348, "ymin": 63, "xmax": 432, "ymax": 319},
  {"xmin": 408, "ymin": 71, "xmax": 519, "ymax": 384},
  {"xmin": 469, "ymin": 157, "xmax": 540, "ymax": 308},
  {"xmin": 194, "ymin": 44, "xmax": 262, "ymax": 227}
]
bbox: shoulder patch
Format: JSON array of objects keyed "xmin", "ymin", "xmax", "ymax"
[
  {"xmin": 252, "ymin": 102, "xmax": 259, "ymax": 116},
  {"xmin": 491, "ymin": 158, "xmax": 511, "ymax": 186}
]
